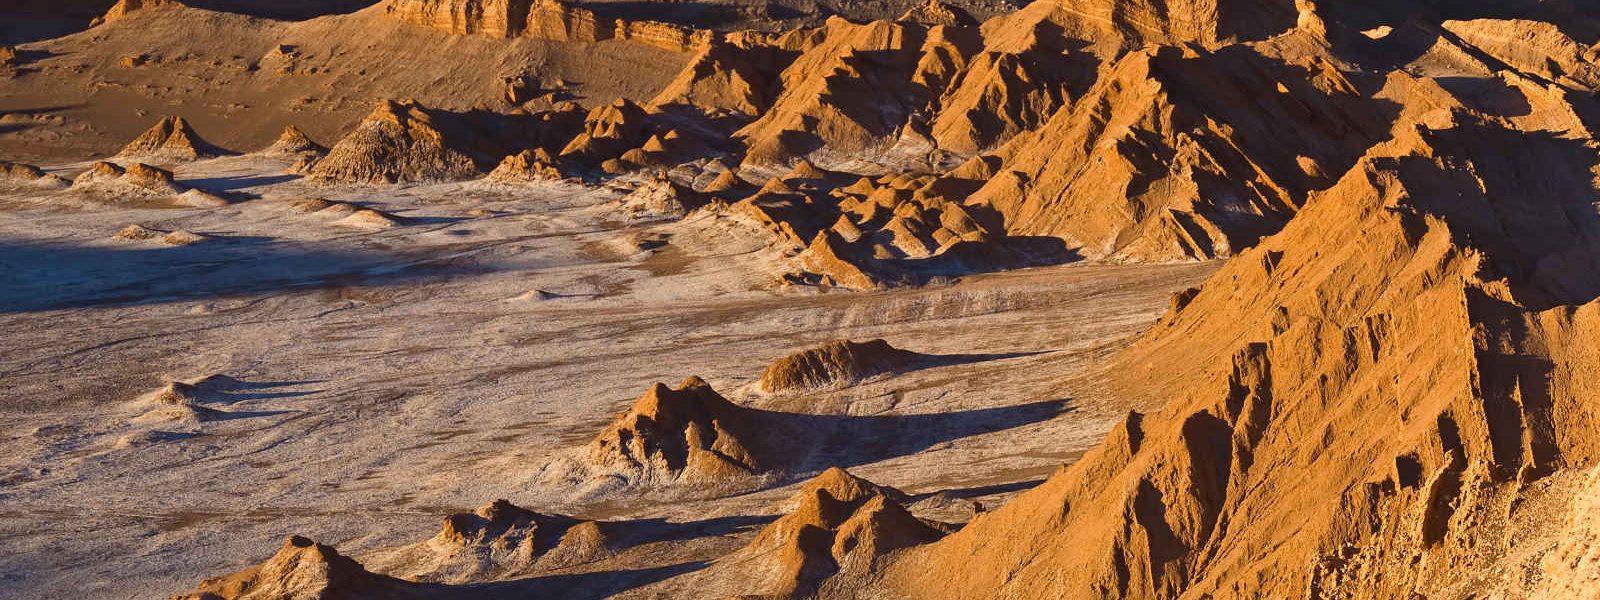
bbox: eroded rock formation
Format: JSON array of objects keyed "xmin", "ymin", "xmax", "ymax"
[
  {"xmin": 881, "ymin": 110, "xmax": 1600, "ymax": 598},
  {"xmin": 170, "ymin": 535, "xmax": 425, "ymax": 600},
  {"xmin": 116, "ymin": 116, "xmax": 230, "ymax": 162},
  {"xmin": 758, "ymin": 339, "xmax": 922, "ymax": 393},
  {"xmin": 308, "ymin": 100, "xmax": 508, "ymax": 184},
  {"xmin": 71, "ymin": 161, "xmax": 227, "ymax": 206},
  {"xmin": 362, "ymin": 499, "xmax": 613, "ymax": 582},
  {"xmin": 719, "ymin": 467, "xmax": 947, "ymax": 598},
  {"xmin": 578, "ymin": 376, "xmax": 772, "ymax": 485},
  {"xmin": 262, "ymin": 125, "xmax": 326, "ymax": 157},
  {"xmin": 385, "ymin": 0, "xmax": 709, "ymax": 52}
]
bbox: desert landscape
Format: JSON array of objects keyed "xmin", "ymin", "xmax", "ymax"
[{"xmin": 2, "ymin": 0, "xmax": 1600, "ymax": 598}]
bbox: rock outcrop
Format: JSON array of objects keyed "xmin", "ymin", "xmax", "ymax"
[
  {"xmin": 558, "ymin": 98, "xmax": 652, "ymax": 169},
  {"xmin": 650, "ymin": 35, "xmax": 794, "ymax": 116},
  {"xmin": 758, "ymin": 339, "xmax": 922, "ymax": 393},
  {"xmin": 638, "ymin": 3, "xmax": 1372, "ymax": 270},
  {"xmin": 1440, "ymin": 19, "xmax": 1600, "ymax": 91},
  {"xmin": 731, "ymin": 17, "xmax": 971, "ymax": 170},
  {"xmin": 92, "ymin": 0, "xmax": 183, "ymax": 27},
  {"xmin": 0, "ymin": 161, "xmax": 47, "ymax": 183},
  {"xmin": 899, "ymin": 0, "xmax": 978, "ymax": 27},
  {"xmin": 1025, "ymin": 0, "xmax": 1300, "ymax": 52}
]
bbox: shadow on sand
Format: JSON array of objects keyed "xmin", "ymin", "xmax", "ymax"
[
  {"xmin": 188, "ymin": 375, "xmax": 325, "ymax": 404},
  {"xmin": 909, "ymin": 478, "xmax": 1048, "ymax": 503},
  {"xmin": 755, "ymin": 398, "xmax": 1073, "ymax": 474},
  {"xmin": 451, "ymin": 561, "xmax": 709, "ymax": 599},
  {"xmin": 0, "ymin": 236, "xmax": 495, "ymax": 313}
]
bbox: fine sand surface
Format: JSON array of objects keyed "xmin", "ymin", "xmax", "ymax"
[{"xmin": 0, "ymin": 155, "xmax": 1213, "ymax": 599}]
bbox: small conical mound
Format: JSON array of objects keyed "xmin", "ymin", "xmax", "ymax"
[
  {"xmin": 558, "ymin": 98, "xmax": 651, "ymax": 166},
  {"xmin": 280, "ymin": 198, "xmax": 403, "ymax": 231},
  {"xmin": 263, "ymin": 125, "xmax": 326, "ymax": 156},
  {"xmin": 796, "ymin": 230, "xmax": 879, "ymax": 290},
  {"xmin": 335, "ymin": 208, "xmax": 403, "ymax": 230},
  {"xmin": 71, "ymin": 161, "xmax": 193, "ymax": 200},
  {"xmin": 794, "ymin": 466, "xmax": 899, "ymax": 507},
  {"xmin": 115, "ymin": 225, "xmax": 210, "ymax": 246},
  {"xmin": 581, "ymin": 377, "xmax": 770, "ymax": 485},
  {"xmin": 759, "ymin": 339, "xmax": 922, "ymax": 393},
  {"xmin": 704, "ymin": 168, "xmax": 743, "ymax": 194},
  {"xmin": 715, "ymin": 468, "xmax": 946, "ymax": 599},
  {"xmin": 0, "ymin": 161, "xmax": 45, "ymax": 182},
  {"xmin": 486, "ymin": 148, "xmax": 564, "ymax": 183},
  {"xmin": 0, "ymin": 161, "xmax": 67, "ymax": 188},
  {"xmin": 784, "ymin": 159, "xmax": 830, "ymax": 182},
  {"xmin": 113, "ymin": 223, "xmax": 164, "ymax": 241},
  {"xmin": 617, "ymin": 176, "xmax": 702, "ymax": 220},
  {"xmin": 117, "ymin": 116, "xmax": 229, "ymax": 162},
  {"xmin": 171, "ymin": 535, "xmax": 424, "ymax": 600},
  {"xmin": 130, "ymin": 381, "xmax": 225, "ymax": 424},
  {"xmin": 363, "ymin": 499, "xmax": 614, "ymax": 582},
  {"xmin": 309, "ymin": 100, "xmax": 487, "ymax": 184}
]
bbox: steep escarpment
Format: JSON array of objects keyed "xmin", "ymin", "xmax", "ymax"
[
  {"xmin": 385, "ymin": 0, "xmax": 709, "ymax": 52},
  {"xmin": 1039, "ymin": 0, "xmax": 1301, "ymax": 50},
  {"xmin": 882, "ymin": 112, "xmax": 1600, "ymax": 598}
]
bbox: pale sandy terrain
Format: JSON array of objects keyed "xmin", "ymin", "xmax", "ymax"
[{"xmin": 0, "ymin": 155, "xmax": 1212, "ymax": 599}]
